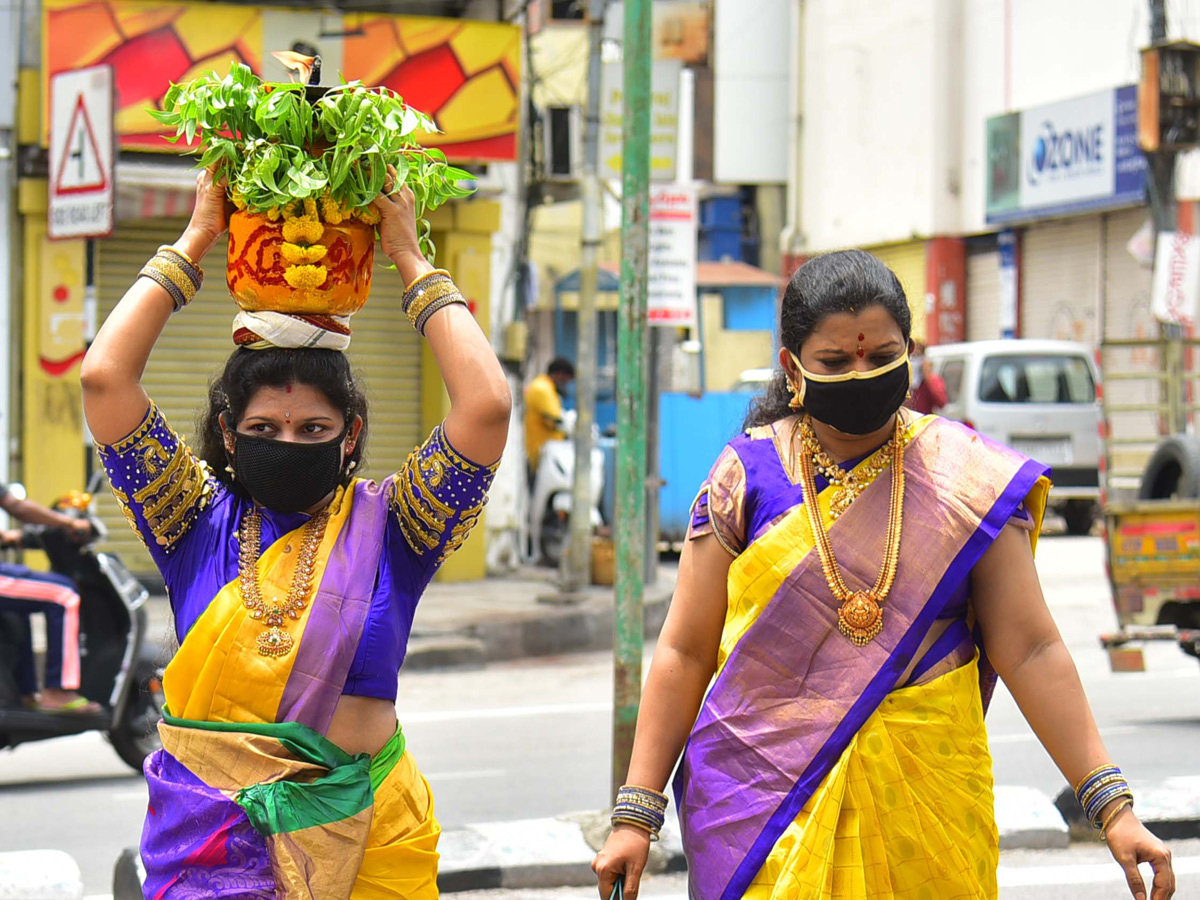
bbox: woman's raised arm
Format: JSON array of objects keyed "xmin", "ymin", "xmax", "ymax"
[
  {"xmin": 371, "ymin": 170, "xmax": 512, "ymax": 465},
  {"xmin": 81, "ymin": 169, "xmax": 229, "ymax": 444}
]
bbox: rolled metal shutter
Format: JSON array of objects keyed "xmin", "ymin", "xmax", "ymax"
[
  {"xmin": 1101, "ymin": 206, "xmax": 1158, "ymax": 488},
  {"xmin": 966, "ymin": 238, "xmax": 1001, "ymax": 342},
  {"xmin": 1102, "ymin": 207, "xmax": 1153, "ymax": 341},
  {"xmin": 867, "ymin": 241, "xmax": 927, "ymax": 343},
  {"xmin": 1020, "ymin": 216, "xmax": 1101, "ymax": 343},
  {"xmin": 93, "ymin": 218, "xmax": 421, "ymax": 576}
]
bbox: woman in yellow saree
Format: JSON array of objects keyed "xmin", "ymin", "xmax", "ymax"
[
  {"xmin": 81, "ymin": 167, "xmax": 511, "ymax": 898},
  {"xmin": 593, "ymin": 251, "xmax": 1174, "ymax": 900}
]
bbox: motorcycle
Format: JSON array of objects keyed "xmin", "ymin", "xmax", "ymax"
[
  {"xmin": 0, "ymin": 476, "xmax": 164, "ymax": 773},
  {"xmin": 526, "ymin": 411, "xmax": 607, "ymax": 567}
]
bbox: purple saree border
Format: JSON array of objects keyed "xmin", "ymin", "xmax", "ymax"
[
  {"xmin": 715, "ymin": 455, "xmax": 1046, "ymax": 900},
  {"xmin": 906, "ymin": 617, "xmax": 972, "ymax": 684},
  {"xmin": 276, "ymin": 480, "xmax": 389, "ymax": 733}
]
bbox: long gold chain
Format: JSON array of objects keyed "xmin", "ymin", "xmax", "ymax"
[
  {"xmin": 796, "ymin": 415, "xmax": 906, "ymax": 646},
  {"xmin": 239, "ymin": 507, "xmax": 330, "ymax": 657}
]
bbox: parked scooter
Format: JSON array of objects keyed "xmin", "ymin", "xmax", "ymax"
[
  {"xmin": 0, "ymin": 475, "xmax": 164, "ymax": 773},
  {"xmin": 526, "ymin": 411, "xmax": 606, "ymax": 566}
]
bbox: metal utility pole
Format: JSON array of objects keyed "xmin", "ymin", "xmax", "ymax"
[
  {"xmin": 560, "ymin": 0, "xmax": 608, "ymax": 594},
  {"xmin": 1146, "ymin": 0, "xmax": 1176, "ymax": 239},
  {"xmin": 612, "ymin": 0, "xmax": 651, "ymax": 795}
]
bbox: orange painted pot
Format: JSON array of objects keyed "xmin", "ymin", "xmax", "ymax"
[{"xmin": 226, "ymin": 211, "xmax": 376, "ymax": 316}]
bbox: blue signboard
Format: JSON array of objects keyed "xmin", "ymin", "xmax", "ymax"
[{"xmin": 987, "ymin": 85, "xmax": 1147, "ymax": 224}]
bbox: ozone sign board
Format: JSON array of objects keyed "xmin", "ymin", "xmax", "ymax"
[
  {"xmin": 986, "ymin": 86, "xmax": 1145, "ymax": 224},
  {"xmin": 49, "ymin": 65, "xmax": 114, "ymax": 240}
]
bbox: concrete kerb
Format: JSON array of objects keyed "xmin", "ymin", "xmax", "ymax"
[
  {"xmin": 404, "ymin": 582, "xmax": 674, "ymax": 671},
  {"xmin": 433, "ymin": 782, "xmax": 1200, "ymax": 893},
  {"xmin": 0, "ymin": 851, "xmax": 83, "ymax": 900}
]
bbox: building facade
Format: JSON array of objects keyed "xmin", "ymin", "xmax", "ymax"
[
  {"xmin": 787, "ymin": 0, "xmax": 1200, "ymax": 355},
  {"xmin": 9, "ymin": 0, "xmax": 524, "ymax": 581}
]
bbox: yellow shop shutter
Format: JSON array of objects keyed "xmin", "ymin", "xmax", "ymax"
[
  {"xmin": 866, "ymin": 240, "xmax": 927, "ymax": 343},
  {"xmin": 93, "ymin": 218, "xmax": 421, "ymax": 577}
]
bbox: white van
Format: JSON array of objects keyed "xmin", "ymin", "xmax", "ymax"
[{"xmin": 925, "ymin": 340, "xmax": 1101, "ymax": 535}]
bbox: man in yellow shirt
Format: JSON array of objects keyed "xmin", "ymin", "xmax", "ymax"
[{"xmin": 524, "ymin": 358, "xmax": 576, "ymax": 477}]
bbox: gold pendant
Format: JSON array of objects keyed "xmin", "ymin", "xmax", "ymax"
[
  {"xmin": 257, "ymin": 626, "xmax": 295, "ymax": 657},
  {"xmin": 837, "ymin": 592, "xmax": 884, "ymax": 646}
]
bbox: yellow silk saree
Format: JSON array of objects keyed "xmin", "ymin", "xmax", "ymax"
[{"xmin": 675, "ymin": 415, "xmax": 1049, "ymax": 900}]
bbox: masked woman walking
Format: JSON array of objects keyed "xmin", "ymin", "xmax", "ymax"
[
  {"xmin": 593, "ymin": 251, "xmax": 1174, "ymax": 900},
  {"xmin": 81, "ymin": 167, "xmax": 510, "ymax": 897}
]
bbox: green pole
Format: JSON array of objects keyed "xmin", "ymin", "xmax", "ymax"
[{"xmin": 613, "ymin": 0, "xmax": 651, "ymax": 796}]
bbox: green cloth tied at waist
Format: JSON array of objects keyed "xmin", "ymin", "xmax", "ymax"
[{"xmin": 161, "ymin": 709, "xmax": 405, "ymax": 835}]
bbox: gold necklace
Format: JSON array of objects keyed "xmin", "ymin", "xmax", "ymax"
[
  {"xmin": 796, "ymin": 415, "xmax": 906, "ymax": 646},
  {"xmin": 239, "ymin": 507, "xmax": 330, "ymax": 657},
  {"xmin": 796, "ymin": 418, "xmax": 901, "ymax": 519}
]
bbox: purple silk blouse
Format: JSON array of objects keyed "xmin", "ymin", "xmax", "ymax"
[{"xmin": 97, "ymin": 402, "xmax": 496, "ymax": 702}]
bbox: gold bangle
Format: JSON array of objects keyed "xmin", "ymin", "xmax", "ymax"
[
  {"xmin": 143, "ymin": 257, "xmax": 198, "ymax": 308},
  {"xmin": 403, "ymin": 268, "xmax": 451, "ymax": 299},
  {"xmin": 1099, "ymin": 798, "xmax": 1134, "ymax": 842},
  {"xmin": 406, "ymin": 280, "xmax": 463, "ymax": 332},
  {"xmin": 159, "ymin": 244, "xmax": 203, "ymax": 277},
  {"xmin": 1074, "ymin": 764, "xmax": 1119, "ymax": 794}
]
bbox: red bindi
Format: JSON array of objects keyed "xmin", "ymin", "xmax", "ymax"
[
  {"xmin": 858, "ymin": 333, "xmax": 866, "ymax": 341},
  {"xmin": 857, "ymin": 348, "xmax": 866, "ymax": 358},
  {"xmin": 285, "ymin": 385, "xmax": 292, "ymax": 393}
]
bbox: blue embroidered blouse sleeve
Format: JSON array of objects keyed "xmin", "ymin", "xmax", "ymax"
[
  {"xmin": 95, "ymin": 402, "xmax": 222, "ymax": 578},
  {"xmin": 388, "ymin": 422, "xmax": 499, "ymax": 591}
]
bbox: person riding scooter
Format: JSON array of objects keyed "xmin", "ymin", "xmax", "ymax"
[{"xmin": 0, "ymin": 483, "xmax": 96, "ymax": 712}]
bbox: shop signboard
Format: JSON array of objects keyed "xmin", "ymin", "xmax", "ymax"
[
  {"xmin": 1151, "ymin": 230, "xmax": 1200, "ymax": 327},
  {"xmin": 648, "ymin": 184, "xmax": 698, "ymax": 327},
  {"xmin": 986, "ymin": 86, "xmax": 1146, "ymax": 224},
  {"xmin": 600, "ymin": 60, "xmax": 681, "ymax": 182},
  {"xmin": 43, "ymin": 0, "xmax": 521, "ymax": 162},
  {"xmin": 48, "ymin": 65, "xmax": 114, "ymax": 240}
]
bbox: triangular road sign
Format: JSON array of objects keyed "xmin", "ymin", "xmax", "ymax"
[{"xmin": 54, "ymin": 94, "xmax": 108, "ymax": 196}]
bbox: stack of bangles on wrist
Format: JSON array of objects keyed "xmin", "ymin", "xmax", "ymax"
[
  {"xmin": 402, "ymin": 269, "xmax": 468, "ymax": 336},
  {"xmin": 1074, "ymin": 764, "xmax": 1135, "ymax": 840},
  {"xmin": 138, "ymin": 245, "xmax": 203, "ymax": 312},
  {"xmin": 611, "ymin": 784, "xmax": 668, "ymax": 841}
]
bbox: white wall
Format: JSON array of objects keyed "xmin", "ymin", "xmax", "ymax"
[
  {"xmin": 800, "ymin": 0, "xmax": 945, "ymax": 251},
  {"xmin": 713, "ymin": 0, "xmax": 791, "ymax": 184},
  {"xmin": 800, "ymin": 0, "xmax": 1200, "ymax": 247}
]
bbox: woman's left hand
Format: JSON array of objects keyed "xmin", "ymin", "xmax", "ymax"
[
  {"xmin": 1104, "ymin": 806, "xmax": 1175, "ymax": 899},
  {"xmin": 371, "ymin": 164, "xmax": 432, "ymax": 285}
]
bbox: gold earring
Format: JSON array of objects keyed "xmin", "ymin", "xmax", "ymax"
[{"xmin": 788, "ymin": 379, "xmax": 803, "ymax": 410}]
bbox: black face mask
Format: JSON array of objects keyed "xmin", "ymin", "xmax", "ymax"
[
  {"xmin": 233, "ymin": 430, "xmax": 347, "ymax": 514},
  {"xmin": 792, "ymin": 353, "xmax": 911, "ymax": 436}
]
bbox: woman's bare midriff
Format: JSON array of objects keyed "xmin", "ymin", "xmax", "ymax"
[{"xmin": 328, "ymin": 694, "xmax": 398, "ymax": 756}]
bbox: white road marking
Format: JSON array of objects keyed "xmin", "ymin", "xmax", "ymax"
[
  {"xmin": 989, "ymin": 725, "xmax": 1140, "ymax": 745},
  {"xmin": 401, "ymin": 701, "xmax": 611, "ymax": 723},
  {"xmin": 998, "ymin": 854, "xmax": 1200, "ymax": 886},
  {"xmin": 425, "ymin": 768, "xmax": 507, "ymax": 782}
]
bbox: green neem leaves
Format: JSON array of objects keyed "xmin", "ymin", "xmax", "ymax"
[{"xmin": 153, "ymin": 62, "xmax": 476, "ymax": 258}]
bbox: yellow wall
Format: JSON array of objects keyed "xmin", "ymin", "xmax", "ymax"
[
  {"xmin": 18, "ymin": 181, "xmax": 87, "ymax": 530},
  {"xmin": 865, "ymin": 240, "xmax": 927, "ymax": 344},
  {"xmin": 530, "ymin": 23, "xmax": 589, "ymax": 108},
  {"xmin": 422, "ymin": 200, "xmax": 501, "ymax": 582},
  {"xmin": 700, "ymin": 293, "xmax": 774, "ymax": 391}
]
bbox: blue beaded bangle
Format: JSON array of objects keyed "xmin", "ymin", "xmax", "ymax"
[{"xmin": 1085, "ymin": 784, "xmax": 1133, "ymax": 827}]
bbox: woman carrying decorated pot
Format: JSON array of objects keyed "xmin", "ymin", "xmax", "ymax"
[
  {"xmin": 81, "ymin": 153, "xmax": 509, "ymax": 893},
  {"xmin": 592, "ymin": 251, "xmax": 1174, "ymax": 900}
]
